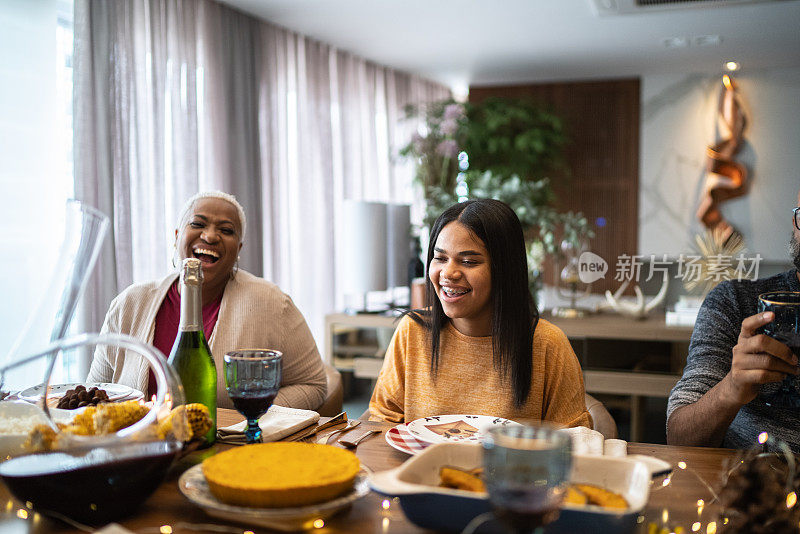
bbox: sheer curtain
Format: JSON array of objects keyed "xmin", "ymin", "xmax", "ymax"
[{"xmin": 74, "ymin": 0, "xmax": 450, "ymax": 358}]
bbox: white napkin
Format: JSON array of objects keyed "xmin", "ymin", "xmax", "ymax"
[
  {"xmin": 217, "ymin": 405, "xmax": 320, "ymax": 443},
  {"xmin": 562, "ymin": 426, "xmax": 627, "ymax": 457}
]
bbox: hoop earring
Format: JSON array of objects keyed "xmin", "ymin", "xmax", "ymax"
[{"xmin": 231, "ymin": 257, "xmax": 240, "ymax": 280}]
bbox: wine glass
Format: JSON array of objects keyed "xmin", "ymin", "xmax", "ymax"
[
  {"xmin": 757, "ymin": 292, "xmax": 800, "ymax": 409},
  {"xmin": 224, "ymin": 350, "xmax": 283, "ymax": 444},
  {"xmin": 477, "ymin": 424, "xmax": 572, "ymax": 534}
]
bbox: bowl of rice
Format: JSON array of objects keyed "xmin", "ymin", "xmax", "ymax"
[{"xmin": 0, "ymin": 401, "xmax": 65, "ymax": 460}]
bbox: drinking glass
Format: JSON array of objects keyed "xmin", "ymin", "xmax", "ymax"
[
  {"xmin": 224, "ymin": 350, "xmax": 283, "ymax": 444},
  {"xmin": 481, "ymin": 424, "xmax": 572, "ymax": 534},
  {"xmin": 757, "ymin": 292, "xmax": 800, "ymax": 409}
]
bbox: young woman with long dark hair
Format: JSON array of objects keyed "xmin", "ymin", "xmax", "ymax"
[{"xmin": 369, "ymin": 199, "xmax": 590, "ymax": 426}]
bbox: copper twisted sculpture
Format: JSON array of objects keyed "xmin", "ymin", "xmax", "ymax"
[{"xmin": 697, "ymin": 75, "xmax": 748, "ymax": 243}]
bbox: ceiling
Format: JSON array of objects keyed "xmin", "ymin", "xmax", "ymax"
[{"xmin": 218, "ymin": 0, "xmax": 800, "ymax": 91}]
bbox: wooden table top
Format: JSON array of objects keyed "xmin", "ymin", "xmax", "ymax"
[{"xmin": 0, "ymin": 409, "xmax": 739, "ymax": 533}]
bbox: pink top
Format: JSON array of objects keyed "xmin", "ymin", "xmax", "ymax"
[{"xmin": 149, "ymin": 280, "xmax": 222, "ymax": 397}]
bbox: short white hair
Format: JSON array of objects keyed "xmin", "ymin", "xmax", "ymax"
[{"xmin": 176, "ymin": 191, "xmax": 247, "ymax": 242}]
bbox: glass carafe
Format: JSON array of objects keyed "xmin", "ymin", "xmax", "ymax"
[{"xmin": 3, "ymin": 199, "xmax": 109, "ymax": 391}]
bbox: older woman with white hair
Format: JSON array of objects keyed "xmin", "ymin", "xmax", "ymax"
[{"xmin": 87, "ymin": 191, "xmax": 327, "ymax": 410}]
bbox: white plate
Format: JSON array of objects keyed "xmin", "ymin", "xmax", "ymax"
[
  {"xmin": 18, "ymin": 383, "xmax": 135, "ymax": 404},
  {"xmin": 179, "ymin": 464, "xmax": 370, "ymax": 532},
  {"xmin": 404, "ymin": 414, "xmax": 520, "ymax": 445}
]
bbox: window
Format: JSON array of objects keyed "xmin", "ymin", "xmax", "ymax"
[{"xmin": 0, "ymin": 0, "xmax": 76, "ymax": 388}]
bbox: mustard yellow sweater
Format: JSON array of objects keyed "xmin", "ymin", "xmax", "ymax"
[{"xmin": 369, "ymin": 316, "xmax": 591, "ymax": 428}]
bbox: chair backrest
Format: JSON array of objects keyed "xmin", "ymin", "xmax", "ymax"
[
  {"xmin": 316, "ymin": 363, "xmax": 344, "ymax": 417},
  {"xmin": 585, "ymin": 393, "xmax": 618, "ymax": 439}
]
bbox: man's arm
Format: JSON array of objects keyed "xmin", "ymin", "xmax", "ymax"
[{"xmin": 668, "ymin": 311, "xmax": 797, "ymax": 446}]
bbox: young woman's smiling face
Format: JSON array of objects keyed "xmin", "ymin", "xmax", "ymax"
[
  {"xmin": 429, "ymin": 221, "xmax": 493, "ymax": 336},
  {"xmin": 176, "ymin": 197, "xmax": 242, "ymax": 295}
]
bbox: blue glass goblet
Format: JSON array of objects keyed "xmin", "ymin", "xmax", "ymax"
[
  {"xmin": 758, "ymin": 292, "xmax": 800, "ymax": 409},
  {"xmin": 224, "ymin": 350, "xmax": 282, "ymax": 444}
]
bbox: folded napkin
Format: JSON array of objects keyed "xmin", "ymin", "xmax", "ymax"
[
  {"xmin": 217, "ymin": 405, "xmax": 320, "ymax": 443},
  {"xmin": 562, "ymin": 426, "xmax": 627, "ymax": 457}
]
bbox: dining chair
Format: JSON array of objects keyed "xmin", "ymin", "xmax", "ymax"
[
  {"xmin": 585, "ymin": 393, "xmax": 618, "ymax": 439},
  {"xmin": 316, "ymin": 363, "xmax": 344, "ymax": 417}
]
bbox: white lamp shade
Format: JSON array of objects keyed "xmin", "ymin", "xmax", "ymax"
[
  {"xmin": 341, "ymin": 200, "xmax": 388, "ymax": 294},
  {"xmin": 387, "ymin": 204, "xmax": 411, "ymax": 288}
]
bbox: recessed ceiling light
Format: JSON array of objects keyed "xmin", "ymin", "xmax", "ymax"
[
  {"xmin": 662, "ymin": 37, "xmax": 689, "ymax": 48},
  {"xmin": 725, "ymin": 61, "xmax": 740, "ymax": 72},
  {"xmin": 694, "ymin": 34, "xmax": 722, "ymax": 46}
]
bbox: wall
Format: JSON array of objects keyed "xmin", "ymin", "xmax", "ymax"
[{"xmin": 640, "ymin": 67, "xmax": 800, "ymax": 265}]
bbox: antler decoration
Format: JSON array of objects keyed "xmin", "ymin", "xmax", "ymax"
[
  {"xmin": 697, "ymin": 75, "xmax": 748, "ymax": 243},
  {"xmin": 604, "ymin": 272, "xmax": 669, "ymax": 320}
]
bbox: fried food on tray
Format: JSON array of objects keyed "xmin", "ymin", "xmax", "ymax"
[
  {"xmin": 564, "ymin": 485, "xmax": 589, "ymax": 505},
  {"xmin": 570, "ymin": 483, "xmax": 628, "ymax": 509},
  {"xmin": 435, "ymin": 467, "xmax": 627, "ymax": 511},
  {"xmin": 438, "ymin": 466, "xmax": 486, "ymax": 492}
]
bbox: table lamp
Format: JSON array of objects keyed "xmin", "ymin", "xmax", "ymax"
[
  {"xmin": 387, "ymin": 204, "xmax": 411, "ymax": 307},
  {"xmin": 341, "ymin": 200, "xmax": 388, "ymax": 313}
]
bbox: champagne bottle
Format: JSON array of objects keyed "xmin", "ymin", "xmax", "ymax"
[{"xmin": 168, "ymin": 258, "xmax": 217, "ymax": 444}]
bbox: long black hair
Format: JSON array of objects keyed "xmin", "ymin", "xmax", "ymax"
[{"xmin": 409, "ymin": 199, "xmax": 538, "ymax": 407}]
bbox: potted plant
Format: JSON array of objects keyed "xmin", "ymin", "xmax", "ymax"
[{"xmin": 400, "ymin": 97, "xmax": 592, "ymax": 304}]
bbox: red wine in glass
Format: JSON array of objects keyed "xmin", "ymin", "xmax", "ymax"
[
  {"xmin": 224, "ymin": 350, "xmax": 283, "ymax": 443},
  {"xmin": 229, "ymin": 391, "xmax": 277, "ymax": 421}
]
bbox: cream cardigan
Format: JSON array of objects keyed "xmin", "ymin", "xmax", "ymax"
[{"xmin": 87, "ymin": 270, "xmax": 327, "ymax": 410}]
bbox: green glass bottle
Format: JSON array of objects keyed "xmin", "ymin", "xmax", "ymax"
[{"xmin": 168, "ymin": 258, "xmax": 217, "ymax": 445}]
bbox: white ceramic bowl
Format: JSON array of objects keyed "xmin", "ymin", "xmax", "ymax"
[{"xmin": 369, "ymin": 442, "xmax": 651, "ymax": 533}]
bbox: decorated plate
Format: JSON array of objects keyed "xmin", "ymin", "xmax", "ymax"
[
  {"xmin": 385, "ymin": 424, "xmax": 429, "ymax": 455},
  {"xmin": 179, "ymin": 464, "xmax": 370, "ymax": 531},
  {"xmin": 404, "ymin": 414, "xmax": 520, "ymax": 445},
  {"xmin": 18, "ymin": 382, "xmax": 136, "ymax": 404}
]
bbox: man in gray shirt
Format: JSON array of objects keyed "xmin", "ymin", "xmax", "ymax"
[{"xmin": 667, "ymin": 195, "xmax": 800, "ymax": 452}]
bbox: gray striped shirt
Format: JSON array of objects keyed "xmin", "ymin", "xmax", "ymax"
[{"xmin": 667, "ymin": 269, "xmax": 800, "ymax": 452}]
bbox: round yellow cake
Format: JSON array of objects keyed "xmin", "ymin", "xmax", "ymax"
[{"xmin": 202, "ymin": 442, "xmax": 361, "ymax": 508}]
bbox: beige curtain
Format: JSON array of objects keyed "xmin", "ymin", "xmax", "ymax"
[{"xmin": 74, "ymin": 0, "xmax": 450, "ymax": 357}]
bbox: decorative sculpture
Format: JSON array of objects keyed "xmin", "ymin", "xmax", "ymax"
[
  {"xmin": 603, "ymin": 272, "xmax": 669, "ymax": 320},
  {"xmin": 696, "ymin": 74, "xmax": 748, "ymax": 243}
]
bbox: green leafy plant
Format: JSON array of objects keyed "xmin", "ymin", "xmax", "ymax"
[{"xmin": 400, "ymin": 97, "xmax": 593, "ymax": 292}]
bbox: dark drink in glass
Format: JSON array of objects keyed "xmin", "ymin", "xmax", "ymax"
[
  {"xmin": 757, "ymin": 292, "xmax": 800, "ymax": 409},
  {"xmin": 491, "ymin": 485, "xmax": 561, "ymax": 531},
  {"xmin": 482, "ymin": 424, "xmax": 572, "ymax": 534},
  {"xmin": 229, "ymin": 391, "xmax": 277, "ymax": 420},
  {"xmin": 224, "ymin": 350, "xmax": 282, "ymax": 443}
]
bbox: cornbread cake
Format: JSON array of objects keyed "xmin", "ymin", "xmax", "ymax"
[{"xmin": 202, "ymin": 442, "xmax": 361, "ymax": 508}]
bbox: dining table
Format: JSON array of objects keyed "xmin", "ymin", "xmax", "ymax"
[{"xmin": 0, "ymin": 408, "xmax": 742, "ymax": 533}]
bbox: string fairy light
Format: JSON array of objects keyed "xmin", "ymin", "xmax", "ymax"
[
  {"xmin": 160, "ymin": 526, "xmax": 172, "ymax": 534},
  {"xmin": 312, "ymin": 519, "xmax": 325, "ymax": 529}
]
